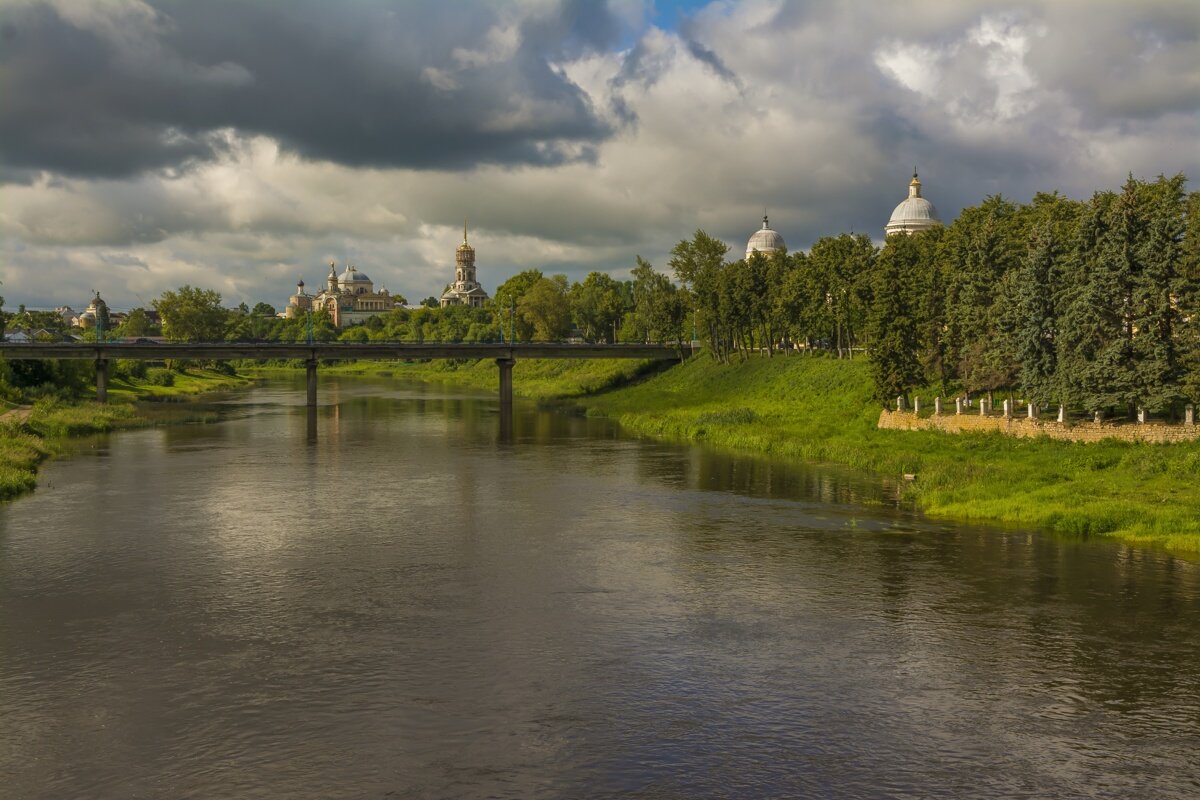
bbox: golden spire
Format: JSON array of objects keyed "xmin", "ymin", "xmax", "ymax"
[{"xmin": 463, "ymin": 218, "xmax": 469, "ymax": 245}]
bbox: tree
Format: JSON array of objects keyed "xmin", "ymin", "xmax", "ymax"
[
  {"xmin": 518, "ymin": 275, "xmax": 571, "ymax": 341},
  {"xmin": 251, "ymin": 302, "xmax": 277, "ymax": 317},
  {"xmin": 1057, "ymin": 192, "xmax": 1122, "ymax": 412},
  {"xmin": 805, "ymin": 233, "xmax": 877, "ymax": 358},
  {"xmin": 868, "ymin": 235, "xmax": 923, "ymax": 404},
  {"xmin": 1179, "ymin": 190, "xmax": 1200, "ymax": 402},
  {"xmin": 1016, "ymin": 225, "xmax": 1060, "ymax": 406},
  {"xmin": 116, "ymin": 307, "xmax": 153, "ymax": 338},
  {"xmin": 153, "ymin": 285, "xmax": 227, "ymax": 342},
  {"xmin": 569, "ymin": 272, "xmax": 625, "ymax": 343},
  {"xmin": 1132, "ymin": 174, "xmax": 1187, "ymax": 412},
  {"xmin": 631, "ymin": 257, "xmax": 687, "ymax": 347},
  {"xmin": 669, "ymin": 230, "xmax": 730, "ymax": 358},
  {"xmin": 495, "ymin": 269, "xmax": 545, "ymax": 341}
]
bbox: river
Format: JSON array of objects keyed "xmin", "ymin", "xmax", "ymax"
[{"xmin": 1, "ymin": 376, "xmax": 1198, "ymax": 799}]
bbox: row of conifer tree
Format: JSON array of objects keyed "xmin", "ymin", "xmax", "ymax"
[{"xmin": 668, "ymin": 173, "xmax": 1198, "ymax": 417}]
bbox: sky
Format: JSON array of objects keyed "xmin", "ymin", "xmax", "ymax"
[{"xmin": 1, "ymin": 0, "xmax": 1198, "ymax": 311}]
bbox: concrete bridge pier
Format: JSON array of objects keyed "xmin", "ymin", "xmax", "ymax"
[
  {"xmin": 305, "ymin": 358, "xmax": 318, "ymax": 408},
  {"xmin": 497, "ymin": 357, "xmax": 515, "ymax": 440},
  {"xmin": 96, "ymin": 358, "xmax": 109, "ymax": 404}
]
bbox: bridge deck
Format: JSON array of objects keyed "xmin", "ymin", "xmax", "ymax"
[{"xmin": 0, "ymin": 342, "xmax": 684, "ymax": 361}]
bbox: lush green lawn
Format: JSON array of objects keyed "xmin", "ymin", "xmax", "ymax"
[{"xmin": 349, "ymin": 352, "xmax": 1200, "ymax": 554}]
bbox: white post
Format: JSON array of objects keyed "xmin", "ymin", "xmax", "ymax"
[
  {"xmin": 1187, "ymin": 405, "xmax": 1195, "ymax": 426},
  {"xmin": 955, "ymin": 397, "xmax": 964, "ymax": 415},
  {"xmin": 913, "ymin": 397, "xmax": 922, "ymax": 415},
  {"xmin": 1002, "ymin": 399, "xmax": 1012, "ymax": 419},
  {"xmin": 934, "ymin": 397, "xmax": 943, "ymax": 416},
  {"xmin": 1027, "ymin": 403, "xmax": 1037, "ymax": 420},
  {"xmin": 1094, "ymin": 410, "xmax": 1104, "ymax": 424},
  {"xmin": 1057, "ymin": 405, "xmax": 1066, "ymax": 424},
  {"xmin": 1137, "ymin": 407, "xmax": 1147, "ymax": 424},
  {"xmin": 896, "ymin": 396, "xmax": 907, "ymax": 412}
]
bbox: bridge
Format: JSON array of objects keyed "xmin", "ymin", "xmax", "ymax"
[{"xmin": 0, "ymin": 342, "xmax": 685, "ymax": 428}]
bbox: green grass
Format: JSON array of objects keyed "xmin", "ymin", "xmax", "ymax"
[{"xmin": 575, "ymin": 353, "xmax": 1200, "ymax": 554}]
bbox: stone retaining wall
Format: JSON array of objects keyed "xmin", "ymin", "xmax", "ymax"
[{"xmin": 878, "ymin": 409, "xmax": 1200, "ymax": 444}]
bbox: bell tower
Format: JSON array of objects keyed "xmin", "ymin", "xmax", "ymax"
[{"xmin": 456, "ymin": 220, "xmax": 476, "ymax": 287}]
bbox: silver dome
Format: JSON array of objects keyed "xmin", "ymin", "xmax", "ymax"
[
  {"xmin": 885, "ymin": 174, "xmax": 942, "ymax": 236},
  {"xmin": 745, "ymin": 215, "xmax": 786, "ymax": 259},
  {"xmin": 339, "ymin": 266, "xmax": 372, "ymax": 284}
]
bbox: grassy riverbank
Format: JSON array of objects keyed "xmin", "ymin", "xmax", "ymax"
[
  {"xmin": 0, "ymin": 367, "xmax": 250, "ymax": 502},
  {"xmin": 341, "ymin": 353, "xmax": 1200, "ymax": 554}
]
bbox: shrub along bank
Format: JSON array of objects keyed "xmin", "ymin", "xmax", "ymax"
[{"xmin": 380, "ymin": 353, "xmax": 1200, "ymax": 554}]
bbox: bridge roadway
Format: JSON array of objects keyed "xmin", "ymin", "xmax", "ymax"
[{"xmin": 0, "ymin": 342, "xmax": 685, "ymax": 420}]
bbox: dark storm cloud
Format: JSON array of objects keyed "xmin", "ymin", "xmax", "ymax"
[{"xmin": 0, "ymin": 0, "xmax": 629, "ymax": 177}]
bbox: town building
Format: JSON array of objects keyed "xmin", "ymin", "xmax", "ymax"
[
  {"xmin": 76, "ymin": 292, "xmax": 109, "ymax": 330},
  {"xmin": 440, "ymin": 223, "xmax": 490, "ymax": 308},
  {"xmin": 285, "ymin": 263, "xmax": 401, "ymax": 328},
  {"xmin": 885, "ymin": 172, "xmax": 942, "ymax": 236},
  {"xmin": 745, "ymin": 215, "xmax": 786, "ymax": 260}
]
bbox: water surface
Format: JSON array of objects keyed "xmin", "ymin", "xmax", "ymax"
[{"xmin": 2, "ymin": 377, "xmax": 1198, "ymax": 798}]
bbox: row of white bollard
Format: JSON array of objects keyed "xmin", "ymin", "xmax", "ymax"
[{"xmin": 897, "ymin": 396, "xmax": 1195, "ymax": 426}]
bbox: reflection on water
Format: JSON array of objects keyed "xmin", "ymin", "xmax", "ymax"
[{"xmin": 1, "ymin": 376, "xmax": 1198, "ymax": 799}]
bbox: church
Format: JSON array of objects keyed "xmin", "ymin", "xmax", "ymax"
[
  {"xmin": 285, "ymin": 263, "xmax": 401, "ymax": 328},
  {"xmin": 439, "ymin": 223, "xmax": 490, "ymax": 308}
]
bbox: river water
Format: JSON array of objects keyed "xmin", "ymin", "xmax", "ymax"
[{"xmin": 1, "ymin": 377, "xmax": 1198, "ymax": 799}]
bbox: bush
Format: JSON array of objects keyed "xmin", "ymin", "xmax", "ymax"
[
  {"xmin": 116, "ymin": 359, "xmax": 148, "ymax": 380},
  {"xmin": 146, "ymin": 368, "xmax": 175, "ymax": 387},
  {"xmin": 210, "ymin": 361, "xmax": 237, "ymax": 376}
]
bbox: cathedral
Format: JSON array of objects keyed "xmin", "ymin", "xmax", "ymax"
[
  {"xmin": 285, "ymin": 263, "xmax": 401, "ymax": 328},
  {"xmin": 439, "ymin": 223, "xmax": 490, "ymax": 308}
]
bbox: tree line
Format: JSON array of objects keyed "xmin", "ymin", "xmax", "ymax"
[{"xmin": 3, "ymin": 173, "xmax": 1195, "ymax": 417}]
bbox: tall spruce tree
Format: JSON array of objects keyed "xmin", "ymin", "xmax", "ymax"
[
  {"xmin": 1089, "ymin": 176, "xmax": 1145, "ymax": 415},
  {"xmin": 868, "ymin": 235, "xmax": 923, "ymax": 404},
  {"xmin": 1180, "ymin": 191, "xmax": 1200, "ymax": 403},
  {"xmin": 1132, "ymin": 174, "xmax": 1187, "ymax": 412},
  {"xmin": 1016, "ymin": 224, "xmax": 1059, "ymax": 405},
  {"xmin": 1055, "ymin": 192, "xmax": 1118, "ymax": 411}
]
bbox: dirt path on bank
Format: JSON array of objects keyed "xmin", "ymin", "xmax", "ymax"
[{"xmin": 0, "ymin": 405, "xmax": 32, "ymax": 424}]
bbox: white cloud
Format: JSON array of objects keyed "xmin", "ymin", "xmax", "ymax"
[{"xmin": 2, "ymin": 0, "xmax": 1197, "ymax": 311}]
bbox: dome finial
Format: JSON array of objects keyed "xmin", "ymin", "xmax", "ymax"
[
  {"xmin": 762, "ymin": 213, "xmax": 769, "ymax": 230},
  {"xmin": 909, "ymin": 171, "xmax": 922, "ymax": 199},
  {"xmin": 463, "ymin": 218, "xmax": 469, "ymax": 244}
]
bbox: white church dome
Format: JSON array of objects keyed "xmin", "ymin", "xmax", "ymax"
[
  {"xmin": 885, "ymin": 173, "xmax": 942, "ymax": 236},
  {"xmin": 746, "ymin": 215, "xmax": 786, "ymax": 259}
]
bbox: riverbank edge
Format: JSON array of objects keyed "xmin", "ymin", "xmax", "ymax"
[
  {"xmin": 248, "ymin": 355, "xmax": 1200, "ymax": 556},
  {"xmin": 0, "ymin": 368, "xmax": 253, "ymax": 503}
]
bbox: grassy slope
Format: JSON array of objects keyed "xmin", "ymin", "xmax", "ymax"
[
  {"xmin": 0, "ymin": 368, "xmax": 250, "ymax": 501},
  {"xmin": 580, "ymin": 355, "xmax": 1200, "ymax": 552},
  {"xmin": 341, "ymin": 353, "xmax": 1200, "ymax": 553}
]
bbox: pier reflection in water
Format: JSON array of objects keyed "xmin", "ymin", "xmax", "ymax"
[{"xmin": 0, "ymin": 376, "xmax": 1198, "ymax": 799}]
